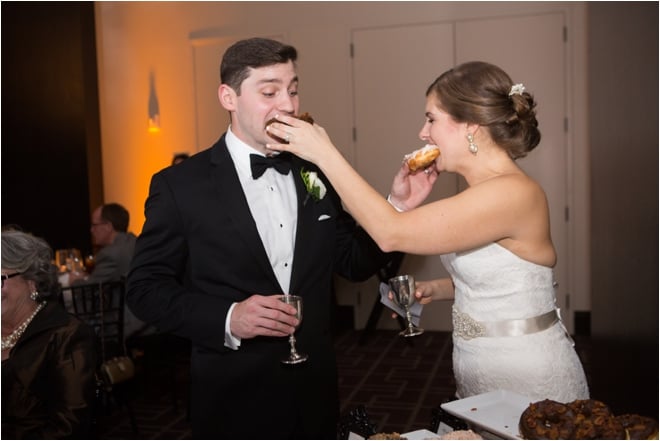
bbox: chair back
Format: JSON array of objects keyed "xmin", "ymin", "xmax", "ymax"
[
  {"xmin": 60, "ymin": 280, "xmax": 127, "ymax": 361},
  {"xmin": 337, "ymin": 405, "xmax": 378, "ymax": 439}
]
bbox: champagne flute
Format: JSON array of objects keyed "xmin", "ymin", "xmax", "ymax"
[
  {"xmin": 69, "ymin": 248, "xmax": 84, "ymax": 274},
  {"xmin": 279, "ymin": 294, "xmax": 308, "ymax": 364},
  {"xmin": 55, "ymin": 249, "xmax": 69, "ymax": 273},
  {"xmin": 388, "ymin": 275, "xmax": 424, "ymax": 337},
  {"xmin": 84, "ymin": 254, "xmax": 95, "ymax": 273}
]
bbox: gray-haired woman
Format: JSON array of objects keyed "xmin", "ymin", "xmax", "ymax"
[{"xmin": 2, "ymin": 228, "xmax": 97, "ymax": 439}]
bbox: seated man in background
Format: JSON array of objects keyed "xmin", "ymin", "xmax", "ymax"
[
  {"xmin": 69, "ymin": 203, "xmax": 151, "ymax": 339},
  {"xmin": 70, "ymin": 203, "xmax": 136, "ymax": 285}
]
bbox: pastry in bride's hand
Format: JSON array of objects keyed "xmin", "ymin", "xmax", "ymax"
[{"xmin": 405, "ymin": 144, "xmax": 440, "ymax": 172}]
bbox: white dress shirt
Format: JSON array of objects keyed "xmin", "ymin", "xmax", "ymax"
[{"xmin": 223, "ymin": 126, "xmax": 298, "ymax": 349}]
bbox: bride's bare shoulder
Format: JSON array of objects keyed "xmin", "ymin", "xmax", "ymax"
[{"xmin": 470, "ymin": 172, "xmax": 545, "ymax": 198}]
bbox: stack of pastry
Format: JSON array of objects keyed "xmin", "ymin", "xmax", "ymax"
[{"xmin": 518, "ymin": 398, "xmax": 658, "ymax": 439}]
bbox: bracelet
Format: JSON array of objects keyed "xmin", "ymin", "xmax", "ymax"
[{"xmin": 386, "ymin": 194, "xmax": 405, "ymax": 212}]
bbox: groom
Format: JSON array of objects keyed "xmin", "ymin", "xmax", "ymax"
[{"xmin": 126, "ymin": 37, "xmax": 397, "ymax": 439}]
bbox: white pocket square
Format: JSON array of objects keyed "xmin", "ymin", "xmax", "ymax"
[{"xmin": 318, "ymin": 214, "xmax": 331, "ymax": 221}]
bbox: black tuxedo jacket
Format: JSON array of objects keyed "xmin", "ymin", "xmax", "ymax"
[{"xmin": 126, "ymin": 135, "xmax": 393, "ymax": 439}]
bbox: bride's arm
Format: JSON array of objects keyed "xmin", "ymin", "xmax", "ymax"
[
  {"xmin": 268, "ymin": 119, "xmax": 411, "ymax": 252},
  {"xmin": 266, "ymin": 115, "xmax": 533, "ymax": 256}
]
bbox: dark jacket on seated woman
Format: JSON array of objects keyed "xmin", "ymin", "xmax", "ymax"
[
  {"xmin": 2, "ymin": 301, "xmax": 98, "ymax": 439},
  {"xmin": 2, "ymin": 229, "xmax": 97, "ymax": 439}
]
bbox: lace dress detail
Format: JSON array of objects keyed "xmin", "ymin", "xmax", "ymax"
[{"xmin": 441, "ymin": 243, "xmax": 589, "ymax": 402}]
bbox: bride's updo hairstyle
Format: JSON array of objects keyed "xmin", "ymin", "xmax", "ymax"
[{"xmin": 427, "ymin": 61, "xmax": 541, "ymax": 159}]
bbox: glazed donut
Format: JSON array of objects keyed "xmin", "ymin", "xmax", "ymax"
[
  {"xmin": 569, "ymin": 399, "xmax": 613, "ymax": 421},
  {"xmin": 405, "ymin": 145, "xmax": 440, "ymax": 172},
  {"xmin": 266, "ymin": 112, "xmax": 314, "ymax": 128},
  {"xmin": 295, "ymin": 112, "xmax": 315, "ymax": 124},
  {"xmin": 569, "ymin": 399, "xmax": 625, "ymax": 439},
  {"xmin": 617, "ymin": 414, "xmax": 659, "ymax": 440},
  {"xmin": 519, "ymin": 399, "xmax": 576, "ymax": 440}
]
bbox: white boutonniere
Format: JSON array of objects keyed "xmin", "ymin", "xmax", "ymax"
[{"xmin": 301, "ymin": 169, "xmax": 327, "ymax": 204}]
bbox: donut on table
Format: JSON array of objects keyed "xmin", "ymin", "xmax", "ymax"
[
  {"xmin": 617, "ymin": 414, "xmax": 659, "ymax": 440},
  {"xmin": 440, "ymin": 429, "xmax": 483, "ymax": 440},
  {"xmin": 518, "ymin": 399, "xmax": 576, "ymax": 440},
  {"xmin": 569, "ymin": 399, "xmax": 625, "ymax": 440},
  {"xmin": 518, "ymin": 398, "xmax": 656, "ymax": 440},
  {"xmin": 367, "ymin": 432, "xmax": 405, "ymax": 440}
]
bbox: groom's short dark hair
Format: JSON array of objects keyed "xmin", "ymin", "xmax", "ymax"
[{"xmin": 220, "ymin": 37, "xmax": 298, "ymax": 95}]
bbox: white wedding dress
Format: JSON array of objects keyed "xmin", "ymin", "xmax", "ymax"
[{"xmin": 441, "ymin": 243, "xmax": 589, "ymax": 402}]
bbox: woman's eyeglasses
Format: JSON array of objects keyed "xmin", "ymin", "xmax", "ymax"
[{"xmin": 1, "ymin": 272, "xmax": 22, "ymax": 287}]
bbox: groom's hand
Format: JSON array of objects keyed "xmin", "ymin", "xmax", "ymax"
[{"xmin": 230, "ymin": 294, "xmax": 299, "ymax": 339}]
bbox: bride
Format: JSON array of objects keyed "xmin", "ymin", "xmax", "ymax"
[{"xmin": 266, "ymin": 61, "xmax": 589, "ymax": 402}]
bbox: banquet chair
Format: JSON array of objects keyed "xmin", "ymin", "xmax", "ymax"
[
  {"xmin": 337, "ymin": 405, "xmax": 378, "ymax": 439},
  {"xmin": 60, "ymin": 281, "xmax": 126, "ymax": 356},
  {"xmin": 58, "ymin": 280, "xmax": 139, "ymax": 435}
]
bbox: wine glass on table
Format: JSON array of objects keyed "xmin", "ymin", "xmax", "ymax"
[
  {"xmin": 84, "ymin": 254, "xmax": 95, "ymax": 273},
  {"xmin": 55, "ymin": 249, "xmax": 70, "ymax": 273},
  {"xmin": 388, "ymin": 274, "xmax": 424, "ymax": 337},
  {"xmin": 279, "ymin": 294, "xmax": 308, "ymax": 364},
  {"xmin": 68, "ymin": 249, "xmax": 85, "ymax": 274}
]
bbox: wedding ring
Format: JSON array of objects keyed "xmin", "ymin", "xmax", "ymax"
[{"xmin": 285, "ymin": 133, "xmax": 291, "ymax": 143}]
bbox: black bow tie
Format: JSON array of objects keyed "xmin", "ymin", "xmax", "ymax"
[{"xmin": 250, "ymin": 153, "xmax": 292, "ymax": 179}]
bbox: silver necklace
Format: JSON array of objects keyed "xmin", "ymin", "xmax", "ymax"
[{"xmin": 2, "ymin": 302, "xmax": 46, "ymax": 351}]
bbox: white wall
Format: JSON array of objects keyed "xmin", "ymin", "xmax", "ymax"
[{"xmin": 94, "ymin": 1, "xmax": 590, "ymax": 331}]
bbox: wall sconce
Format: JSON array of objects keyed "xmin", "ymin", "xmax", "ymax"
[{"xmin": 148, "ymin": 70, "xmax": 160, "ymax": 133}]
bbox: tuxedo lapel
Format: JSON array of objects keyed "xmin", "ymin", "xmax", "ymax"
[
  {"xmin": 209, "ymin": 140, "xmax": 281, "ymax": 289},
  {"xmin": 289, "ymin": 157, "xmax": 336, "ymax": 292},
  {"xmin": 291, "ymin": 156, "xmax": 315, "ymax": 246}
]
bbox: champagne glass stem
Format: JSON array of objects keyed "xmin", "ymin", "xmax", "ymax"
[
  {"xmin": 289, "ymin": 334, "xmax": 298, "ymax": 357},
  {"xmin": 405, "ymin": 306, "xmax": 415, "ymax": 332}
]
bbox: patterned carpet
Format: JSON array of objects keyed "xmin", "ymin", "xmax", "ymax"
[
  {"xmin": 94, "ymin": 329, "xmax": 658, "ymax": 439},
  {"xmin": 94, "ymin": 330, "xmax": 456, "ymax": 439},
  {"xmin": 336, "ymin": 330, "xmax": 456, "ymax": 433}
]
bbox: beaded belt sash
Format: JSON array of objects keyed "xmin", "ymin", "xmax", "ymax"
[{"xmin": 452, "ymin": 306, "xmax": 561, "ymax": 340}]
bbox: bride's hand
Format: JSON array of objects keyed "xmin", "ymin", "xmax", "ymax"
[
  {"xmin": 266, "ymin": 114, "xmax": 335, "ymax": 165},
  {"xmin": 389, "ymin": 161, "xmax": 438, "ymax": 211},
  {"xmin": 387, "ymin": 279, "xmax": 435, "ymax": 318},
  {"xmin": 388, "ymin": 280, "xmax": 434, "ymax": 319},
  {"xmin": 413, "ymin": 280, "xmax": 436, "ymax": 305}
]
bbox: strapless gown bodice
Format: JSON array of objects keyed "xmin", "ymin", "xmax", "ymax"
[{"xmin": 441, "ymin": 243, "xmax": 589, "ymax": 402}]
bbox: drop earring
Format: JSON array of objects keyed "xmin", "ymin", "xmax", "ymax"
[{"xmin": 467, "ymin": 133, "xmax": 478, "ymax": 155}]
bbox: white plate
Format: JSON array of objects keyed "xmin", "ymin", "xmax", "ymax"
[
  {"xmin": 440, "ymin": 390, "xmax": 533, "ymax": 439},
  {"xmin": 402, "ymin": 429, "xmax": 441, "ymax": 439}
]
